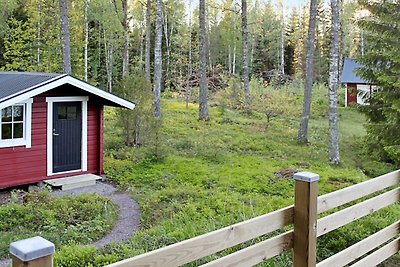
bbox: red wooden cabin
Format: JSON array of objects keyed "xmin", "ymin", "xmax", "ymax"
[
  {"xmin": 0, "ymin": 72, "xmax": 135, "ymax": 189},
  {"xmin": 340, "ymin": 59, "xmax": 378, "ymax": 106}
]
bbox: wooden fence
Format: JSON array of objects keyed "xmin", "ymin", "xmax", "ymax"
[
  {"xmin": 10, "ymin": 170, "xmax": 399, "ymax": 267},
  {"xmin": 104, "ymin": 170, "xmax": 399, "ymax": 267}
]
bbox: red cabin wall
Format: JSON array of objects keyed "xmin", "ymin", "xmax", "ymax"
[
  {"xmin": 346, "ymin": 83, "xmax": 358, "ymax": 106},
  {"xmin": 0, "ymin": 85, "xmax": 104, "ymax": 189}
]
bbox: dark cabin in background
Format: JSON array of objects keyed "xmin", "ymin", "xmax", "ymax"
[
  {"xmin": 0, "ymin": 72, "xmax": 135, "ymax": 189},
  {"xmin": 340, "ymin": 58, "xmax": 378, "ymax": 106}
]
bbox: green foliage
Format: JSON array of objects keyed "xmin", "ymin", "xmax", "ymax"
[
  {"xmin": 0, "ymin": 190, "xmax": 118, "ymax": 259},
  {"xmin": 1, "ymin": 17, "xmax": 35, "ymax": 71},
  {"xmin": 114, "ymin": 74, "xmax": 154, "ymax": 146},
  {"xmin": 357, "ymin": 0, "xmax": 400, "ymax": 167}
]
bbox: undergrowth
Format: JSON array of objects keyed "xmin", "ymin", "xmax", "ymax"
[{"xmin": 0, "ymin": 190, "xmax": 118, "ymax": 260}]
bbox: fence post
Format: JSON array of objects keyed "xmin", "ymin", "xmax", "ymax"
[
  {"xmin": 10, "ymin": 236, "xmax": 55, "ymax": 267},
  {"xmin": 293, "ymin": 172, "xmax": 319, "ymax": 267}
]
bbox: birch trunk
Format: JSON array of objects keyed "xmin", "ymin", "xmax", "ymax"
[
  {"xmin": 298, "ymin": 0, "xmax": 317, "ymax": 143},
  {"xmin": 279, "ymin": 0, "xmax": 285, "ymax": 74},
  {"xmin": 59, "ymin": 0, "xmax": 72, "ymax": 74},
  {"xmin": 145, "ymin": 0, "xmax": 151, "ymax": 81},
  {"xmin": 122, "ymin": 0, "xmax": 129, "ymax": 77},
  {"xmin": 153, "ymin": 0, "xmax": 163, "ymax": 119},
  {"xmin": 232, "ymin": 7, "xmax": 236, "ymax": 76},
  {"xmin": 84, "ymin": 0, "xmax": 88, "ymax": 81},
  {"xmin": 186, "ymin": 0, "xmax": 192, "ymax": 110},
  {"xmin": 37, "ymin": 0, "xmax": 41, "ymax": 66},
  {"xmin": 328, "ymin": 0, "xmax": 340, "ymax": 164},
  {"xmin": 199, "ymin": 0, "xmax": 209, "ymax": 120},
  {"xmin": 242, "ymin": 0, "xmax": 250, "ymax": 110}
]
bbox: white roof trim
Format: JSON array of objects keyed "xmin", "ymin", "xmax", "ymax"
[{"xmin": 0, "ymin": 75, "xmax": 135, "ymax": 110}]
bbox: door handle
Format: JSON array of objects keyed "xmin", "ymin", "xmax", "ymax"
[{"xmin": 53, "ymin": 129, "xmax": 60, "ymax": 136}]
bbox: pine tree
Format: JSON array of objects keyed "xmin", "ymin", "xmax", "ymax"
[{"xmin": 357, "ymin": 0, "xmax": 400, "ymax": 164}]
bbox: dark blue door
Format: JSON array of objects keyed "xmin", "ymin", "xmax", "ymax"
[{"xmin": 53, "ymin": 102, "xmax": 82, "ymax": 173}]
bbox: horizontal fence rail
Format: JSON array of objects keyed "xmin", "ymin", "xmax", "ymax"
[
  {"xmin": 106, "ymin": 206, "xmax": 294, "ymax": 267},
  {"xmin": 317, "ymin": 170, "xmax": 399, "ymax": 214},
  {"xmin": 103, "ymin": 170, "xmax": 399, "ymax": 267},
  {"xmin": 317, "ymin": 221, "xmax": 400, "ymax": 267}
]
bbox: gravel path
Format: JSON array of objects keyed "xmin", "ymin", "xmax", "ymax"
[{"xmin": 0, "ymin": 181, "xmax": 140, "ymax": 267}]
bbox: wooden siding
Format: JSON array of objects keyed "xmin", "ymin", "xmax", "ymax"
[{"xmin": 0, "ymin": 85, "xmax": 104, "ymax": 189}]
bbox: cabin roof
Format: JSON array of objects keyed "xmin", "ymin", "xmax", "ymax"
[
  {"xmin": 0, "ymin": 72, "xmax": 135, "ymax": 110},
  {"xmin": 340, "ymin": 59, "xmax": 372, "ymax": 84}
]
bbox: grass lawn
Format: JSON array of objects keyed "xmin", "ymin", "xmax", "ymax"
[{"xmin": 98, "ymin": 84, "xmax": 398, "ymax": 266}]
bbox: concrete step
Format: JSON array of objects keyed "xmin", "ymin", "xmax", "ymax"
[{"xmin": 44, "ymin": 174, "xmax": 101, "ymax": 190}]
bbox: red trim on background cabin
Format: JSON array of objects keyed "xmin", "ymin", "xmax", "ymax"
[{"xmin": 0, "ymin": 85, "xmax": 105, "ymax": 189}]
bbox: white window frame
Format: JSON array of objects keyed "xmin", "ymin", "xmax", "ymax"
[
  {"xmin": 46, "ymin": 96, "xmax": 88, "ymax": 176},
  {"xmin": 0, "ymin": 99, "xmax": 33, "ymax": 148}
]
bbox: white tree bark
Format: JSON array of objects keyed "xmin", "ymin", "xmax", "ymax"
[
  {"xmin": 298, "ymin": 0, "xmax": 317, "ymax": 143},
  {"xmin": 84, "ymin": 0, "xmax": 88, "ymax": 81},
  {"xmin": 242, "ymin": 0, "xmax": 250, "ymax": 110},
  {"xmin": 199, "ymin": 0, "xmax": 209, "ymax": 120},
  {"xmin": 186, "ymin": 0, "xmax": 193, "ymax": 110},
  {"xmin": 153, "ymin": 0, "xmax": 163, "ymax": 119},
  {"xmin": 59, "ymin": 0, "xmax": 72, "ymax": 74},
  {"xmin": 122, "ymin": 0, "xmax": 129, "ymax": 77},
  {"xmin": 145, "ymin": 0, "xmax": 151, "ymax": 81},
  {"xmin": 328, "ymin": 0, "xmax": 340, "ymax": 164}
]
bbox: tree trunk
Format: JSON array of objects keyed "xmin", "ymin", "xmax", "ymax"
[
  {"xmin": 122, "ymin": 0, "xmax": 129, "ymax": 77},
  {"xmin": 279, "ymin": 0, "xmax": 285, "ymax": 74},
  {"xmin": 145, "ymin": 0, "xmax": 151, "ymax": 81},
  {"xmin": 59, "ymin": 0, "xmax": 71, "ymax": 74},
  {"xmin": 84, "ymin": 0, "xmax": 88, "ymax": 81},
  {"xmin": 153, "ymin": 0, "xmax": 163, "ymax": 119},
  {"xmin": 328, "ymin": 0, "xmax": 340, "ymax": 164},
  {"xmin": 242, "ymin": 0, "xmax": 250, "ymax": 110},
  {"xmin": 186, "ymin": 0, "xmax": 193, "ymax": 110},
  {"xmin": 232, "ymin": 7, "xmax": 236, "ymax": 76},
  {"xmin": 198, "ymin": 0, "xmax": 209, "ymax": 120},
  {"xmin": 298, "ymin": 0, "xmax": 317, "ymax": 143},
  {"xmin": 37, "ymin": 0, "xmax": 41, "ymax": 67}
]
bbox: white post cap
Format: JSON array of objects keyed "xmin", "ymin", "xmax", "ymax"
[
  {"xmin": 10, "ymin": 236, "xmax": 55, "ymax": 261},
  {"xmin": 293, "ymin": 172, "xmax": 320, "ymax": 183}
]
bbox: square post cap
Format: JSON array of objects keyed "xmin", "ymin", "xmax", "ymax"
[
  {"xmin": 10, "ymin": 236, "xmax": 55, "ymax": 261},
  {"xmin": 293, "ymin": 172, "xmax": 320, "ymax": 183}
]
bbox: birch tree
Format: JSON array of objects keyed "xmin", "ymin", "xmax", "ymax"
[
  {"xmin": 328, "ymin": 0, "xmax": 340, "ymax": 164},
  {"xmin": 298, "ymin": 0, "xmax": 318, "ymax": 143},
  {"xmin": 153, "ymin": 0, "xmax": 163, "ymax": 118},
  {"xmin": 242, "ymin": 0, "xmax": 250, "ymax": 110},
  {"xmin": 199, "ymin": 0, "xmax": 209, "ymax": 120},
  {"xmin": 145, "ymin": 0, "xmax": 151, "ymax": 81},
  {"xmin": 59, "ymin": 0, "xmax": 72, "ymax": 74}
]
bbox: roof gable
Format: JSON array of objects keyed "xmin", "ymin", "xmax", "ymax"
[
  {"xmin": 0, "ymin": 72, "xmax": 135, "ymax": 110},
  {"xmin": 340, "ymin": 59, "xmax": 372, "ymax": 84}
]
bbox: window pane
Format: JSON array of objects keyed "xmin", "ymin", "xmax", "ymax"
[
  {"xmin": 1, "ymin": 124, "xmax": 12, "ymax": 140},
  {"xmin": 2, "ymin": 107, "xmax": 12, "ymax": 122},
  {"xmin": 13, "ymin": 106, "xmax": 24, "ymax": 122},
  {"xmin": 58, "ymin": 106, "xmax": 67, "ymax": 120},
  {"xmin": 67, "ymin": 106, "xmax": 77, "ymax": 120},
  {"xmin": 13, "ymin": 123, "xmax": 23, "ymax": 138}
]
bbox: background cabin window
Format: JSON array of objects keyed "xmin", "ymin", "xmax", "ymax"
[{"xmin": 1, "ymin": 105, "xmax": 25, "ymax": 140}]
